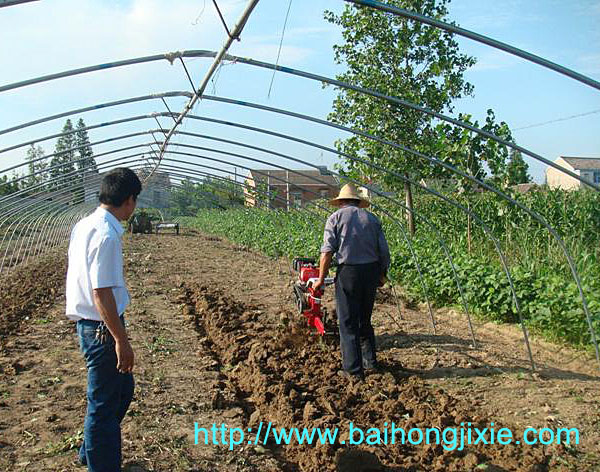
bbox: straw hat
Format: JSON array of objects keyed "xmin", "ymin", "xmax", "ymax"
[{"xmin": 330, "ymin": 183, "xmax": 370, "ymax": 208}]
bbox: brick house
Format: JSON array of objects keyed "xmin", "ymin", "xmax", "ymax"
[{"xmin": 244, "ymin": 167, "xmax": 339, "ymax": 209}]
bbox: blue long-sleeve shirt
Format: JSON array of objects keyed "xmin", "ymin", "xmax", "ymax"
[{"xmin": 320, "ymin": 205, "xmax": 390, "ymax": 272}]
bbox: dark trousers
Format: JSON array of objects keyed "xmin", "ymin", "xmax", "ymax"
[{"xmin": 335, "ymin": 262, "xmax": 380, "ymax": 376}]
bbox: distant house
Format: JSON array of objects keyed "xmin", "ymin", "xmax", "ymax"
[
  {"xmin": 510, "ymin": 183, "xmax": 538, "ymax": 194},
  {"xmin": 244, "ymin": 167, "xmax": 339, "ymax": 209},
  {"xmin": 546, "ymin": 157, "xmax": 600, "ymax": 190},
  {"xmin": 135, "ymin": 168, "xmax": 171, "ymax": 208},
  {"xmin": 82, "ymin": 171, "xmax": 103, "ymax": 203}
]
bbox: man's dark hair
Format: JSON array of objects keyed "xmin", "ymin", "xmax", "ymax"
[{"xmin": 99, "ymin": 168, "xmax": 142, "ymax": 206}]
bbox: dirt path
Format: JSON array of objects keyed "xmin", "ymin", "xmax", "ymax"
[{"xmin": 0, "ymin": 229, "xmax": 598, "ymax": 471}]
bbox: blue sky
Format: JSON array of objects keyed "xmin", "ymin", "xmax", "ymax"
[{"xmin": 0, "ymin": 0, "xmax": 598, "ymax": 185}]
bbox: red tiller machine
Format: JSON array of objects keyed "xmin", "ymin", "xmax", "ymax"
[{"xmin": 292, "ymin": 258, "xmax": 335, "ymax": 335}]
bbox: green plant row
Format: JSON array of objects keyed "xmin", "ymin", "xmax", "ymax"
[{"xmin": 183, "ymin": 201, "xmax": 599, "ymax": 350}]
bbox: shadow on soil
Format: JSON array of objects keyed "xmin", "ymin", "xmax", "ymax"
[{"xmin": 376, "ymin": 332, "xmax": 600, "ymax": 382}]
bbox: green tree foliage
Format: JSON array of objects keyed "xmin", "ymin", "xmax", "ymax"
[
  {"xmin": 24, "ymin": 144, "xmax": 48, "ymax": 190},
  {"xmin": 72, "ymin": 118, "xmax": 97, "ymax": 203},
  {"xmin": 50, "ymin": 119, "xmax": 76, "ymax": 190},
  {"xmin": 435, "ymin": 109, "xmax": 516, "ymax": 189},
  {"xmin": 170, "ymin": 177, "xmax": 244, "ymax": 216},
  {"xmin": 506, "ymin": 149, "xmax": 531, "ymax": 185},
  {"xmin": 0, "ymin": 173, "xmax": 21, "ymax": 196},
  {"xmin": 75, "ymin": 118, "xmax": 97, "ymax": 174},
  {"xmin": 205, "ymin": 176, "xmax": 244, "ymax": 206},
  {"xmin": 170, "ymin": 178, "xmax": 223, "ymax": 216},
  {"xmin": 324, "ymin": 0, "xmax": 476, "ymax": 187}
]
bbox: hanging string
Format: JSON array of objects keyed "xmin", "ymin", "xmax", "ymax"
[
  {"xmin": 267, "ymin": 0, "xmax": 293, "ymax": 99},
  {"xmin": 192, "ymin": 0, "xmax": 207, "ymax": 25}
]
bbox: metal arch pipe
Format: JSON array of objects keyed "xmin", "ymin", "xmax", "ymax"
[
  {"xmin": 0, "ymin": 114, "xmax": 177, "ymax": 156},
  {"xmin": 3, "ymin": 155, "xmax": 237, "ymax": 270},
  {"xmin": 2, "ymin": 47, "xmax": 595, "ymax": 190},
  {"xmin": 344, "ymin": 0, "xmax": 600, "ymax": 91},
  {"xmin": 152, "ymin": 156, "xmax": 478, "ymax": 344},
  {"xmin": 4, "ymin": 161, "xmax": 217, "ymax": 271},
  {"xmin": 0, "ymin": 141, "xmax": 163, "ymax": 211},
  {"xmin": 5, "ymin": 157, "xmax": 154, "ymax": 270},
  {"xmin": 1, "ymin": 150, "xmax": 150, "ymax": 218},
  {"xmin": 3, "ymin": 129, "xmax": 514, "ymax": 351},
  {"xmin": 13, "ymin": 201, "xmax": 78, "ymax": 268},
  {"xmin": 0, "ymin": 155, "xmax": 148, "ymax": 270},
  {"xmin": 24, "ymin": 180, "xmax": 105, "ymax": 264},
  {"xmin": 151, "ymin": 139, "xmax": 532, "ymax": 363},
  {"xmin": 28, "ymin": 193, "xmax": 93, "ymax": 261},
  {"xmin": 174, "ymin": 100, "xmax": 599, "ymax": 365},
  {"xmin": 0, "ymin": 142, "xmax": 153, "ymax": 206},
  {"xmin": 0, "ymin": 160, "xmax": 138, "ymax": 238},
  {"xmin": 11, "ymin": 204, "xmax": 64, "ymax": 268},
  {"xmin": 48, "ymin": 208, "xmax": 89, "ymax": 256},
  {"xmin": 0, "ymin": 55, "xmax": 216, "ymax": 94},
  {"xmin": 0, "ymin": 91, "xmax": 193, "ymax": 137},
  {"xmin": 33, "ymin": 209, "xmax": 68, "ymax": 262},
  {"xmin": 45, "ymin": 207, "xmax": 86, "ymax": 257},
  {"xmin": 0, "ymin": 198, "xmax": 69, "ymax": 271},
  {"xmin": 0, "ymin": 131, "xmax": 160, "ymax": 184},
  {"xmin": 149, "ymin": 0, "xmax": 260, "ymax": 181},
  {"xmin": 0, "ymin": 151, "xmax": 180, "ymax": 246},
  {"xmin": 27, "ymin": 207, "xmax": 72, "ymax": 263}
]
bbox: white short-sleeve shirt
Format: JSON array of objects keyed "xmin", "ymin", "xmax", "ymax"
[{"xmin": 65, "ymin": 207, "xmax": 130, "ymax": 321}]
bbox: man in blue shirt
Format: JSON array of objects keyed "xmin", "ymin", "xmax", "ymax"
[{"xmin": 313, "ymin": 183, "xmax": 390, "ymax": 380}]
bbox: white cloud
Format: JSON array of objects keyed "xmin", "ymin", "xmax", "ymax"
[
  {"xmin": 234, "ymin": 43, "xmax": 313, "ymax": 65},
  {"xmin": 0, "ymin": 0, "xmax": 237, "ymax": 84},
  {"xmin": 468, "ymin": 49, "xmax": 521, "ymax": 72}
]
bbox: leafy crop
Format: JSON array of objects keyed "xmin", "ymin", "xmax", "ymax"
[{"xmin": 183, "ymin": 187, "xmax": 600, "ymax": 350}]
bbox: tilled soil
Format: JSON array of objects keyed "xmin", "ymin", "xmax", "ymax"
[
  {"xmin": 183, "ymin": 283, "xmax": 549, "ymax": 471},
  {"xmin": 0, "ymin": 229, "xmax": 599, "ymax": 471}
]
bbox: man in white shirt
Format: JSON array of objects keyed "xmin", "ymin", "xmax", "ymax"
[{"xmin": 66, "ymin": 168, "xmax": 141, "ymax": 471}]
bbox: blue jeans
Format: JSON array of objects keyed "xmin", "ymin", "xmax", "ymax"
[{"xmin": 77, "ymin": 317, "xmax": 134, "ymax": 472}]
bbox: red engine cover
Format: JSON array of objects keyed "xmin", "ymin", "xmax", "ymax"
[{"xmin": 299, "ymin": 266, "xmax": 320, "ymax": 283}]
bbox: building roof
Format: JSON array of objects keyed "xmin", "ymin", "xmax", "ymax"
[
  {"xmin": 510, "ymin": 183, "xmax": 538, "ymax": 193},
  {"xmin": 561, "ymin": 157, "xmax": 600, "ymax": 170},
  {"xmin": 247, "ymin": 168, "xmax": 338, "ymax": 187}
]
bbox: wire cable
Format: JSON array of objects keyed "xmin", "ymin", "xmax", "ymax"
[
  {"xmin": 268, "ymin": 0, "xmax": 293, "ymax": 99},
  {"xmin": 513, "ymin": 109, "xmax": 600, "ymax": 131}
]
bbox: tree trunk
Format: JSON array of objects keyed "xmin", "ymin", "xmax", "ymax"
[{"xmin": 404, "ymin": 174, "xmax": 415, "ymax": 235}]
